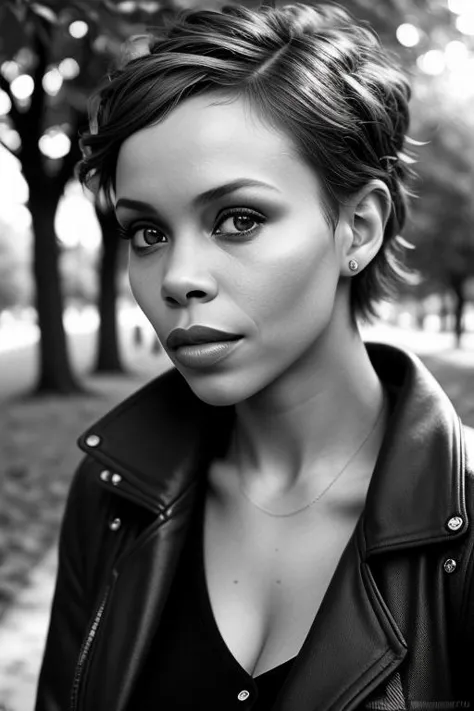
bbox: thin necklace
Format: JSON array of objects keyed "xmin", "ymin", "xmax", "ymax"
[{"xmin": 238, "ymin": 398, "xmax": 386, "ymax": 518}]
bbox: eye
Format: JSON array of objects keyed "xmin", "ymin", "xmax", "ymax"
[
  {"xmin": 131, "ymin": 226, "xmax": 164, "ymax": 247},
  {"xmin": 117, "ymin": 223, "xmax": 166, "ymax": 254},
  {"xmin": 214, "ymin": 209, "xmax": 264, "ymax": 237}
]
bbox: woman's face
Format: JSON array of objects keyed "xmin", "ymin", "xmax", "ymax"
[{"xmin": 115, "ymin": 93, "xmax": 352, "ymax": 405}]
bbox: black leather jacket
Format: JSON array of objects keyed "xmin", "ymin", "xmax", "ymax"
[{"xmin": 35, "ymin": 343, "xmax": 474, "ymax": 711}]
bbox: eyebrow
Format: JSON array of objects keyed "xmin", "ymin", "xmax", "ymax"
[{"xmin": 115, "ymin": 178, "xmax": 280, "ymax": 214}]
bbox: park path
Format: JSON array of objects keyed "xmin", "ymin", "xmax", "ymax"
[
  {"xmin": 0, "ymin": 549, "xmax": 57, "ymax": 711},
  {"xmin": 0, "ymin": 322, "xmax": 473, "ymax": 711}
]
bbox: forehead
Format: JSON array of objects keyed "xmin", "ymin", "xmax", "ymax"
[{"xmin": 115, "ymin": 93, "xmax": 321, "ymax": 203}]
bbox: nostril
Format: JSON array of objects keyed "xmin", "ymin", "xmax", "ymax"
[
  {"xmin": 161, "ymin": 281, "xmax": 216, "ymax": 306},
  {"xmin": 164, "ymin": 295, "xmax": 180, "ymax": 306}
]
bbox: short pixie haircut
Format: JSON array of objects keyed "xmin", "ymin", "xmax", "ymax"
[{"xmin": 78, "ymin": 1, "xmax": 414, "ymax": 321}]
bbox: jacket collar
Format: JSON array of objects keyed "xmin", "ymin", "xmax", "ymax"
[{"xmin": 78, "ymin": 341, "xmax": 467, "ymax": 553}]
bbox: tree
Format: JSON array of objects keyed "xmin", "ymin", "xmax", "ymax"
[
  {"xmin": 0, "ymin": 6, "xmax": 83, "ymax": 392},
  {"xmin": 0, "ymin": 0, "xmax": 173, "ymax": 392},
  {"xmin": 94, "ymin": 196, "xmax": 127, "ymax": 372}
]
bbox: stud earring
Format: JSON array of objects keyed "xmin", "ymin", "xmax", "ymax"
[{"xmin": 348, "ymin": 259, "xmax": 359, "ymax": 272}]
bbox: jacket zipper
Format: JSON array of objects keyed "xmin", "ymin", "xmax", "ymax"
[{"xmin": 70, "ymin": 583, "xmax": 112, "ymax": 711}]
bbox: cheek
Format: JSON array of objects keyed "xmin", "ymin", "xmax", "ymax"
[
  {"xmin": 128, "ymin": 261, "xmax": 162, "ymax": 322},
  {"xmin": 243, "ymin": 228, "xmax": 337, "ymax": 326}
]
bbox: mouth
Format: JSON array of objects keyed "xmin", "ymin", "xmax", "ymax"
[
  {"xmin": 166, "ymin": 326, "xmax": 244, "ymax": 370},
  {"xmin": 166, "ymin": 326, "xmax": 243, "ymax": 351}
]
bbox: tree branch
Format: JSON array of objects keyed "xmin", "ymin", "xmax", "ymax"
[
  {"xmin": 27, "ymin": 15, "xmax": 50, "ymax": 140},
  {"xmin": 0, "ymin": 137, "xmax": 20, "ymax": 159}
]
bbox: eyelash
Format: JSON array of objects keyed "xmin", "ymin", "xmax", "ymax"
[{"xmin": 117, "ymin": 207, "xmax": 266, "ymax": 255}]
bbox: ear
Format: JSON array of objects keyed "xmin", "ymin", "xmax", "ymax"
[{"xmin": 337, "ymin": 180, "xmax": 391, "ymax": 277}]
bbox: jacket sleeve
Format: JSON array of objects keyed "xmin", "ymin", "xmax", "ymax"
[{"xmin": 34, "ymin": 458, "xmax": 99, "ymax": 711}]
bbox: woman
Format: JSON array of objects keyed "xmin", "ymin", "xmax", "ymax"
[{"xmin": 36, "ymin": 3, "xmax": 474, "ymax": 710}]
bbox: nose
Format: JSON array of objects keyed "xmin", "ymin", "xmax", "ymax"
[{"xmin": 160, "ymin": 241, "xmax": 218, "ymax": 307}]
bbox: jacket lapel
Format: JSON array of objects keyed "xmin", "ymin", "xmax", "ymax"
[
  {"xmin": 363, "ymin": 344, "xmax": 467, "ymax": 554},
  {"xmin": 275, "ymin": 519, "xmax": 407, "ymax": 711}
]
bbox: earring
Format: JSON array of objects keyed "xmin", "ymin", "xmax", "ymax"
[{"xmin": 348, "ymin": 259, "xmax": 359, "ymax": 272}]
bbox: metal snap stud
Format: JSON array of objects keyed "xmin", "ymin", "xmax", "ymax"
[
  {"xmin": 447, "ymin": 516, "xmax": 463, "ymax": 532},
  {"xmin": 111, "ymin": 473, "xmax": 122, "ymax": 486},
  {"xmin": 100, "ymin": 470, "xmax": 110, "ymax": 482},
  {"xmin": 443, "ymin": 558, "xmax": 457, "ymax": 574},
  {"xmin": 85, "ymin": 434, "xmax": 101, "ymax": 448},
  {"xmin": 237, "ymin": 690, "xmax": 250, "ymax": 701},
  {"xmin": 109, "ymin": 517, "xmax": 122, "ymax": 531}
]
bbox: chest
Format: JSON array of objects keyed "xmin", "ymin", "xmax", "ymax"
[{"xmin": 203, "ymin": 494, "xmax": 364, "ymax": 676}]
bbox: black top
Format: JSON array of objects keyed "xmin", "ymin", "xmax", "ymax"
[{"xmin": 128, "ymin": 496, "xmax": 296, "ymax": 709}]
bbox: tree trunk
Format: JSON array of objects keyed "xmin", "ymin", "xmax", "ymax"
[
  {"xmin": 30, "ymin": 191, "xmax": 83, "ymax": 394},
  {"xmin": 438, "ymin": 292, "xmax": 450, "ymax": 332},
  {"xmin": 16, "ymin": 14, "xmax": 83, "ymax": 395},
  {"xmin": 94, "ymin": 207, "xmax": 125, "ymax": 373},
  {"xmin": 451, "ymin": 280, "xmax": 465, "ymax": 348}
]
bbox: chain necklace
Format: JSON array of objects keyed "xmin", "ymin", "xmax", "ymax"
[{"xmin": 238, "ymin": 398, "xmax": 386, "ymax": 518}]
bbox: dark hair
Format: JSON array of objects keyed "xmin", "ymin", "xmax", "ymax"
[{"xmin": 78, "ymin": 2, "xmax": 414, "ymax": 321}]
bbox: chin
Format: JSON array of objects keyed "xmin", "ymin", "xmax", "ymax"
[
  {"xmin": 177, "ymin": 368, "xmax": 260, "ymax": 407},
  {"xmin": 185, "ymin": 378, "xmax": 250, "ymax": 407}
]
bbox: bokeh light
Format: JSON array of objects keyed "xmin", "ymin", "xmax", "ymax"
[
  {"xmin": 38, "ymin": 128, "xmax": 71, "ymax": 159},
  {"xmin": 55, "ymin": 182, "xmax": 102, "ymax": 251},
  {"xmin": 0, "ymin": 89, "xmax": 12, "ymax": 115},
  {"xmin": 139, "ymin": 1, "xmax": 161, "ymax": 10},
  {"xmin": 456, "ymin": 14, "xmax": 474, "ymax": 35},
  {"xmin": 58, "ymin": 58, "xmax": 80, "ymax": 80},
  {"xmin": 0, "ymin": 147, "xmax": 28, "ymax": 202},
  {"xmin": 117, "ymin": 1, "xmax": 136, "ymax": 12},
  {"xmin": 0, "ymin": 126, "xmax": 21, "ymax": 152},
  {"xmin": 417, "ymin": 49, "xmax": 446, "ymax": 75},
  {"xmin": 448, "ymin": 0, "xmax": 471, "ymax": 14},
  {"xmin": 93, "ymin": 35, "xmax": 109, "ymax": 53},
  {"xmin": 42, "ymin": 68, "xmax": 63, "ymax": 96},
  {"xmin": 396, "ymin": 23, "xmax": 421, "ymax": 48},
  {"xmin": 68, "ymin": 20, "xmax": 89, "ymax": 39},
  {"xmin": 10, "ymin": 74, "xmax": 34, "ymax": 100},
  {"xmin": 445, "ymin": 40, "xmax": 469, "ymax": 69},
  {"xmin": 0, "ymin": 60, "xmax": 20, "ymax": 82}
]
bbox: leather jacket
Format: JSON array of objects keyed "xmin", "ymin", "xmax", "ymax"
[{"xmin": 35, "ymin": 342, "xmax": 474, "ymax": 711}]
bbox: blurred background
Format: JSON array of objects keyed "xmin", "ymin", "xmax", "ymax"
[{"xmin": 1, "ymin": 0, "xmax": 474, "ymax": 708}]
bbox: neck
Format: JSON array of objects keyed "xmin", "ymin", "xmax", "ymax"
[{"xmin": 230, "ymin": 326, "xmax": 386, "ymax": 502}]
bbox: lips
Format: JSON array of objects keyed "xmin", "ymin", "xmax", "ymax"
[{"xmin": 166, "ymin": 326, "xmax": 242, "ymax": 350}]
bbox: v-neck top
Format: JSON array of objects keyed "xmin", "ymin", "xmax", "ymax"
[{"xmin": 127, "ymin": 496, "xmax": 296, "ymax": 709}]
